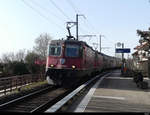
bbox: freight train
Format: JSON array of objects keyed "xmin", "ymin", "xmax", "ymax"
[{"xmin": 45, "ymin": 38, "xmax": 122, "ymax": 87}]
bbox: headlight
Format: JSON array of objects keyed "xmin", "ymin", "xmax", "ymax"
[
  {"xmin": 72, "ymin": 65, "xmax": 76, "ymax": 69},
  {"xmin": 60, "ymin": 58, "xmax": 65, "ymax": 65},
  {"xmin": 50, "ymin": 64, "xmax": 54, "ymax": 67}
]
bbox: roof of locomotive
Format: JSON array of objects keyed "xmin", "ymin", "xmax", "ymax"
[
  {"xmin": 100, "ymin": 52, "xmax": 116, "ymax": 59},
  {"xmin": 49, "ymin": 39, "xmax": 118, "ymax": 59},
  {"xmin": 49, "ymin": 39, "xmax": 93, "ymax": 49}
]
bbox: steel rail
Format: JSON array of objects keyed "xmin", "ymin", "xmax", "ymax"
[
  {"xmin": 0, "ymin": 85, "xmax": 69, "ymax": 113},
  {"xmin": 0, "ymin": 86, "xmax": 53, "ymax": 110}
]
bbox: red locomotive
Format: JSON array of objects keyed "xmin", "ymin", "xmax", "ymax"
[
  {"xmin": 45, "ymin": 21, "xmax": 121, "ymax": 87},
  {"xmin": 45, "ymin": 38, "xmax": 121, "ymax": 87}
]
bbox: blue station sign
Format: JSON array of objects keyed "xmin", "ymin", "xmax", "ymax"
[{"xmin": 116, "ymin": 48, "xmax": 130, "ymax": 53}]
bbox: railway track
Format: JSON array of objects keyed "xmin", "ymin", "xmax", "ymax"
[
  {"xmin": 0, "ymin": 70, "xmax": 112, "ymax": 113},
  {"xmin": 45, "ymin": 71, "xmax": 111, "ymax": 112},
  {"xmin": 0, "ymin": 85, "xmax": 69, "ymax": 113}
]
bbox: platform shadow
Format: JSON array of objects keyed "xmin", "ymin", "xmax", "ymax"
[{"xmin": 97, "ymin": 74, "xmax": 150, "ymax": 92}]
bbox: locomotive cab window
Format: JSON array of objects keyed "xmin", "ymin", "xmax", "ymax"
[
  {"xmin": 65, "ymin": 44, "xmax": 81, "ymax": 57},
  {"xmin": 49, "ymin": 45, "xmax": 61, "ymax": 56}
]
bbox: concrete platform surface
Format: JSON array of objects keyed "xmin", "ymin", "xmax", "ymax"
[{"xmin": 75, "ymin": 70, "xmax": 150, "ymax": 112}]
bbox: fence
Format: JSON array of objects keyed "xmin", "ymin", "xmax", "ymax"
[{"xmin": 0, "ymin": 74, "xmax": 45, "ymax": 96}]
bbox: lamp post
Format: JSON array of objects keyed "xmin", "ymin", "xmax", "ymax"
[
  {"xmin": 99, "ymin": 35, "xmax": 105, "ymax": 53},
  {"xmin": 122, "ymin": 43, "xmax": 124, "ymax": 61},
  {"xmin": 116, "ymin": 42, "xmax": 124, "ymax": 61}
]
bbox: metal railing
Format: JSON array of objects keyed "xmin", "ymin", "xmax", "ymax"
[{"xmin": 0, "ymin": 74, "xmax": 45, "ymax": 96}]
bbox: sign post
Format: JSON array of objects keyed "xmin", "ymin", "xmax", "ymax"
[
  {"xmin": 115, "ymin": 48, "xmax": 131, "ymax": 53},
  {"xmin": 115, "ymin": 47, "xmax": 131, "ymax": 76}
]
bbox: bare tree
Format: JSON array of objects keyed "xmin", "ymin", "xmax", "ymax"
[
  {"xmin": 1, "ymin": 53, "xmax": 10, "ymax": 63},
  {"xmin": 33, "ymin": 33, "xmax": 52, "ymax": 59},
  {"xmin": 1, "ymin": 52, "xmax": 16, "ymax": 63},
  {"xmin": 16, "ymin": 49, "xmax": 26, "ymax": 62},
  {"xmin": 1, "ymin": 50, "xmax": 26, "ymax": 63}
]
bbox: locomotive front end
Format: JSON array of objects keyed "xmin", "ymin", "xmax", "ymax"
[{"xmin": 46, "ymin": 40, "xmax": 83, "ymax": 86}]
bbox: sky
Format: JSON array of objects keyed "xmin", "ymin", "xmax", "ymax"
[{"xmin": 0, "ymin": 0, "xmax": 150, "ymax": 58}]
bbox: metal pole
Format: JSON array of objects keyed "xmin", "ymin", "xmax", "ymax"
[
  {"xmin": 100, "ymin": 35, "xmax": 101, "ymax": 53},
  {"xmin": 115, "ymin": 43, "xmax": 116, "ymax": 57},
  {"xmin": 76, "ymin": 14, "xmax": 78, "ymax": 40},
  {"xmin": 76, "ymin": 14, "xmax": 86, "ymax": 40},
  {"xmin": 122, "ymin": 43, "xmax": 124, "ymax": 61}
]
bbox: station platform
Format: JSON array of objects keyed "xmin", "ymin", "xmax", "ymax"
[{"xmin": 75, "ymin": 70, "xmax": 150, "ymax": 112}]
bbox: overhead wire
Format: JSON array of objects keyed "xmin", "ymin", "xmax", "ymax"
[
  {"xmin": 48, "ymin": 0, "xmax": 88, "ymax": 38},
  {"xmin": 21, "ymin": 0, "xmax": 64, "ymax": 31},
  {"xmin": 65, "ymin": 0, "xmax": 93, "ymax": 36},
  {"xmin": 65, "ymin": 0, "xmax": 112, "ymax": 41},
  {"xmin": 48, "ymin": 0, "xmax": 72, "ymax": 21},
  {"xmin": 22, "ymin": 0, "xmax": 116, "ymax": 56},
  {"xmin": 30, "ymin": 0, "xmax": 67, "ymax": 22},
  {"xmin": 65, "ymin": 0, "xmax": 79, "ymax": 13},
  {"xmin": 22, "ymin": 0, "xmax": 112, "ymax": 44},
  {"xmin": 65, "ymin": 0, "xmax": 116, "ymax": 52},
  {"xmin": 65, "ymin": 0, "xmax": 96, "ymax": 34},
  {"xmin": 48, "ymin": 0, "xmax": 78, "ymax": 37},
  {"xmin": 68, "ymin": 1, "xmax": 115, "ymax": 46}
]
